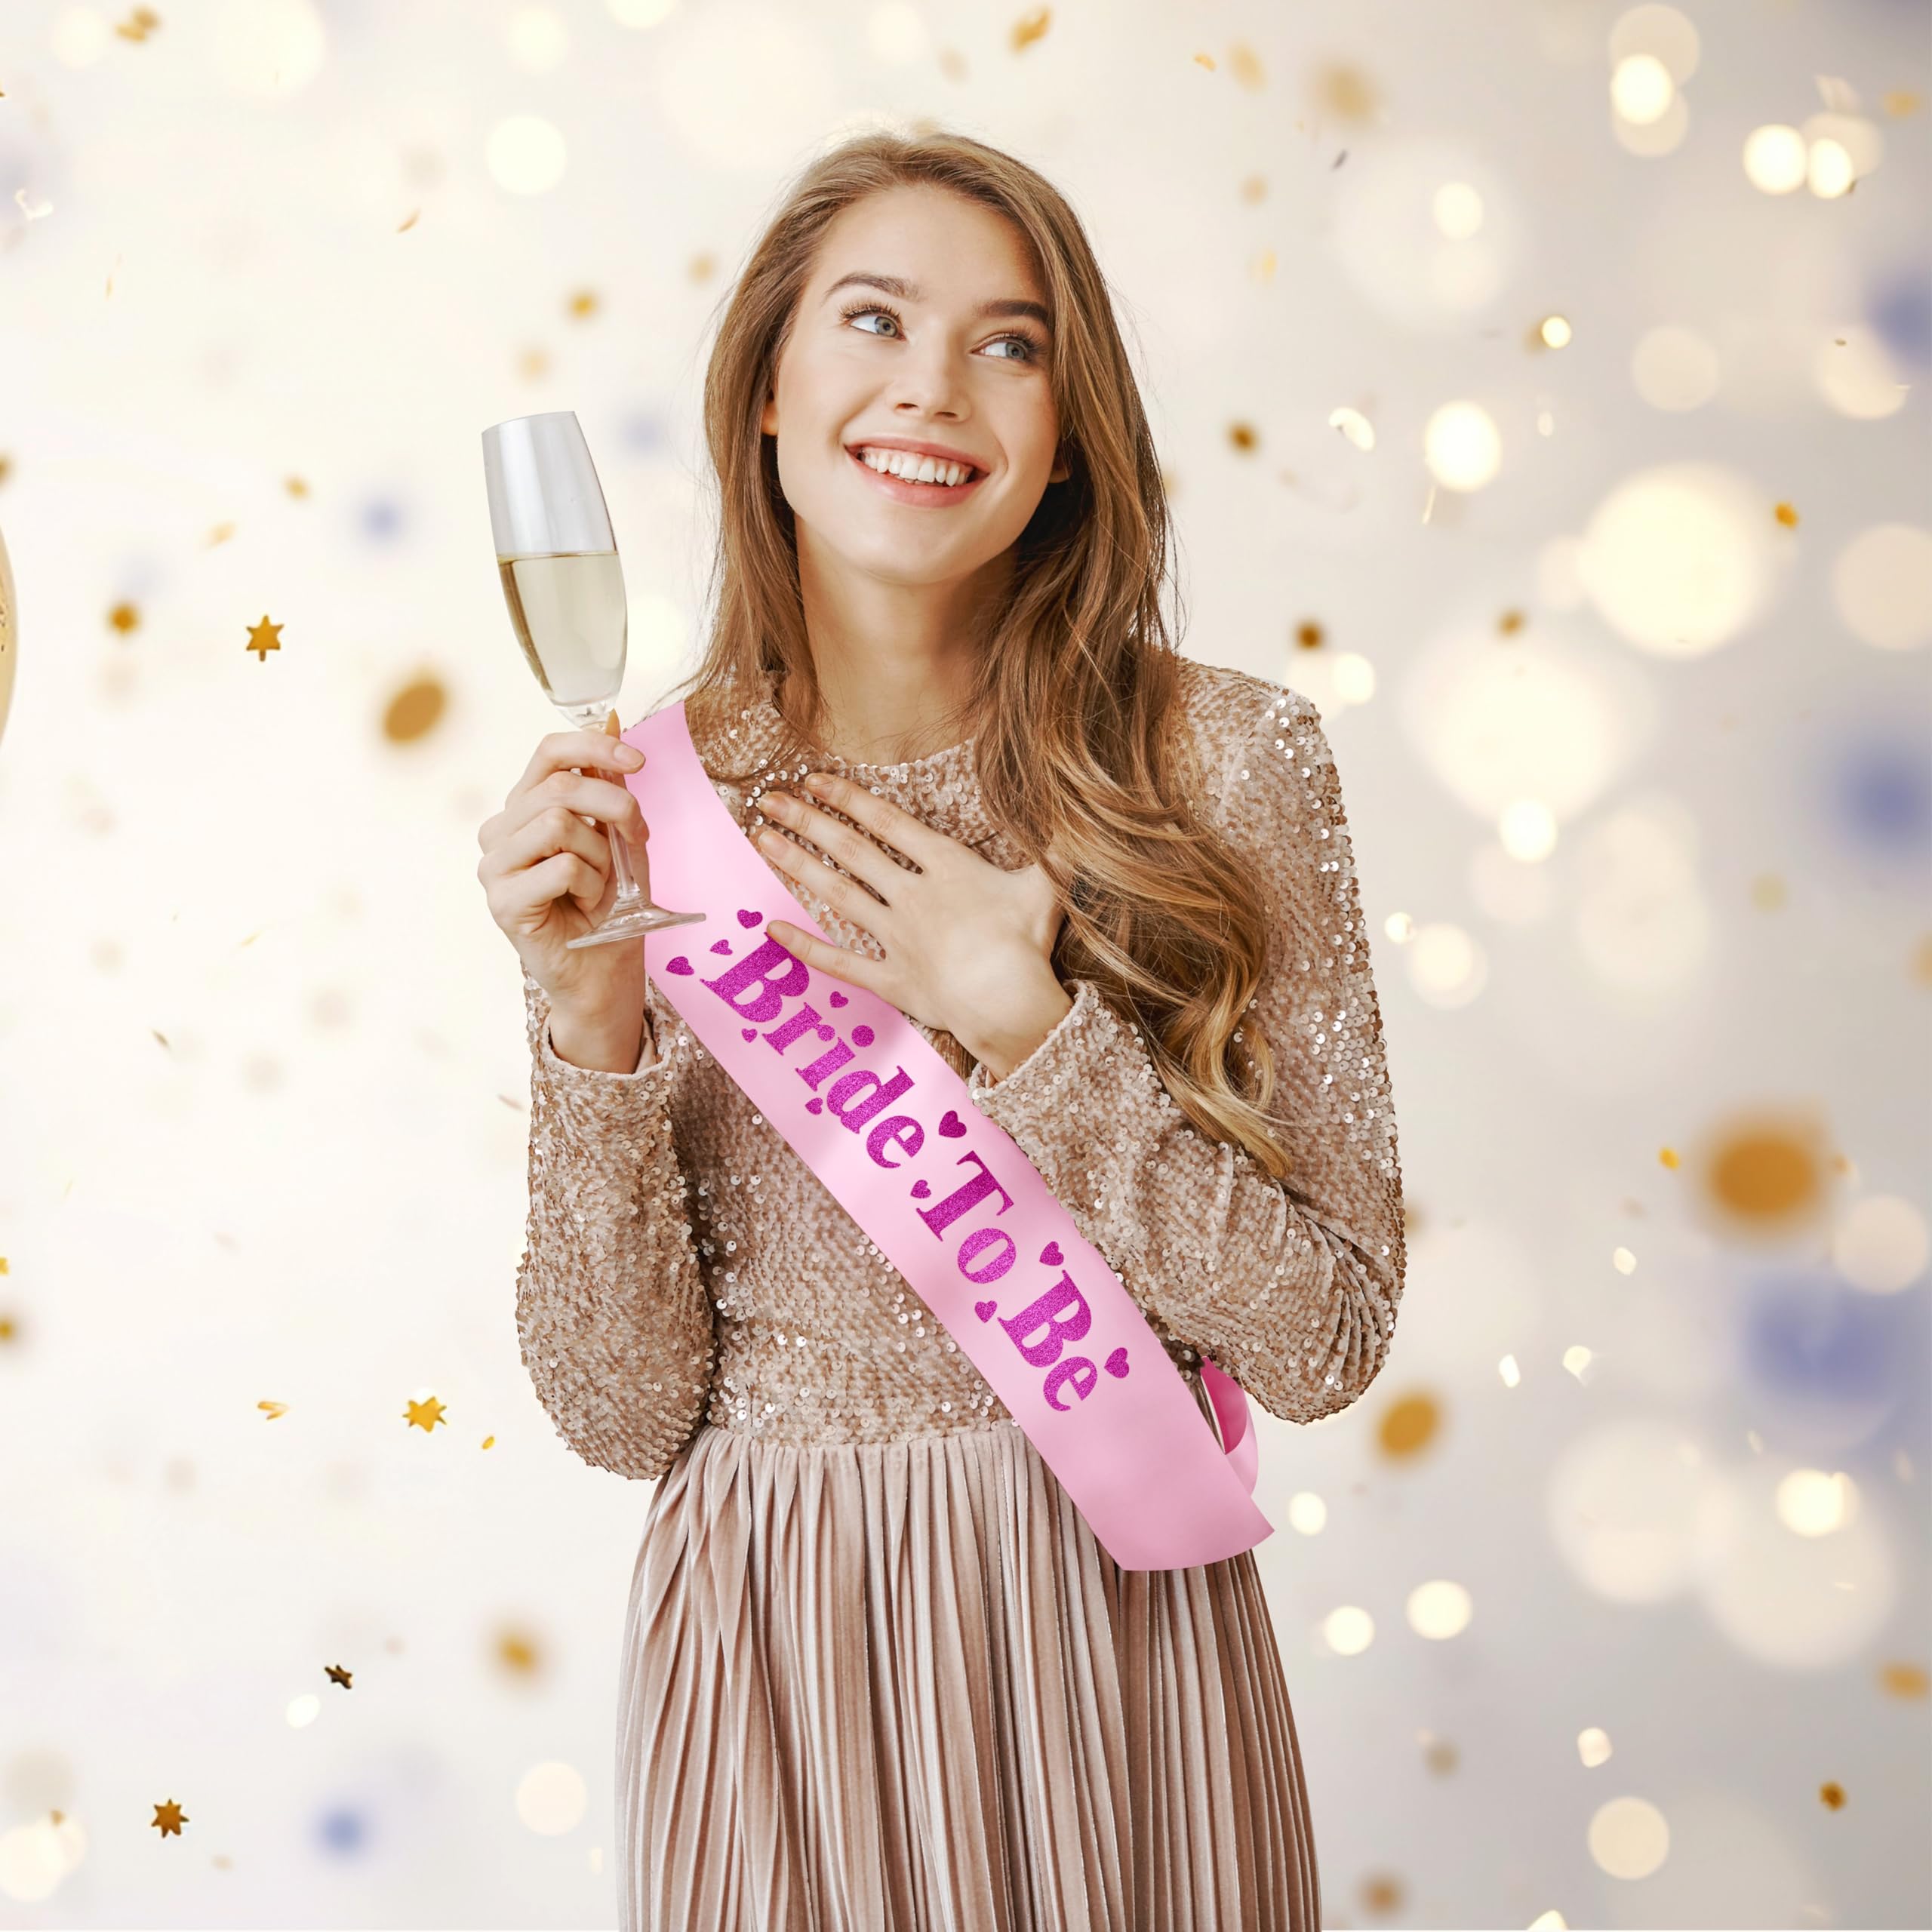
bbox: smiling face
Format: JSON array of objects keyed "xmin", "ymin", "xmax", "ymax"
[{"xmin": 759, "ymin": 183, "xmax": 1070, "ymax": 594}]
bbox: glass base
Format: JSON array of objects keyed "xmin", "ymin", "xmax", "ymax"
[{"xmin": 565, "ymin": 897, "xmax": 709, "ymax": 948}]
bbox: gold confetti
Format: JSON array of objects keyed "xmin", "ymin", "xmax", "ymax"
[
  {"xmin": 245, "ymin": 615, "xmax": 283, "ymax": 663},
  {"xmin": 257, "ymin": 1400, "xmax": 288, "ymax": 1420},
  {"xmin": 1880, "ymin": 1661, "xmax": 1928, "ymax": 1698},
  {"xmin": 1699, "ymin": 1109, "xmax": 1832, "ymax": 1231},
  {"xmin": 496, "ymin": 1626, "xmax": 543, "ymax": 1675},
  {"xmin": 1010, "ymin": 7, "xmax": 1050, "ymax": 51},
  {"xmin": 115, "ymin": 7, "xmax": 162, "ymax": 42},
  {"xmin": 396, "ymin": 208, "xmax": 420, "ymax": 233},
  {"xmin": 404, "ymin": 1395, "xmax": 448, "ymax": 1432},
  {"xmin": 481, "ymin": 1434, "xmax": 495, "ymax": 1448},
  {"xmin": 1228, "ymin": 42, "xmax": 1265, "ymax": 88},
  {"xmin": 206, "ymin": 521, "xmax": 236, "ymax": 546},
  {"xmin": 1294, "ymin": 620, "xmax": 1324, "ymax": 651},
  {"xmin": 1315, "ymin": 61, "xmax": 1380, "ymax": 121},
  {"xmin": 1820, "ymin": 1780, "xmax": 1846, "ymax": 1809},
  {"xmin": 1249, "ymin": 248, "xmax": 1276, "ymax": 285},
  {"xmin": 518, "ymin": 346, "xmax": 549, "ymax": 380},
  {"xmin": 1775, "ymin": 501, "xmax": 1799, "ymax": 528},
  {"xmin": 109, "ymin": 601, "xmax": 140, "ymax": 635},
  {"xmin": 1192, "ymin": 51, "xmax": 1216, "ymax": 71},
  {"xmin": 151, "ymin": 1798, "xmax": 188, "ymax": 1838},
  {"xmin": 1660, "ymin": 1146, "xmax": 1680, "ymax": 1168},
  {"xmin": 285, "ymin": 475, "xmax": 309, "ymax": 498},
  {"xmin": 1239, "ymin": 174, "xmax": 1267, "ymax": 202},
  {"xmin": 0, "ymin": 1310, "xmax": 19, "ymax": 1344},
  {"xmin": 1880, "ymin": 90, "xmax": 1921, "ymax": 117},
  {"xmin": 1227, "ymin": 421, "xmax": 1258, "ymax": 452},
  {"xmin": 1377, "ymin": 1391, "xmax": 1441, "ymax": 1459},
  {"xmin": 568, "ymin": 288, "xmax": 599, "ymax": 318},
  {"xmin": 1498, "ymin": 609, "xmax": 1527, "ymax": 635},
  {"xmin": 937, "ymin": 47, "xmax": 968, "ymax": 81},
  {"xmin": 384, "ymin": 673, "xmax": 448, "ymax": 744},
  {"xmin": 687, "ymin": 252, "xmax": 715, "ymax": 283},
  {"xmin": 1912, "ymin": 936, "xmax": 1932, "ymax": 988},
  {"xmin": 325, "ymin": 1663, "xmax": 352, "ymax": 1687},
  {"xmin": 0, "ymin": 454, "xmax": 11, "ymax": 487},
  {"xmin": 1751, "ymin": 874, "xmax": 1788, "ymax": 912}
]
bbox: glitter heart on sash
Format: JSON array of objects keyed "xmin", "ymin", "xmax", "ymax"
[{"xmin": 626, "ymin": 700, "xmax": 1271, "ymax": 1573}]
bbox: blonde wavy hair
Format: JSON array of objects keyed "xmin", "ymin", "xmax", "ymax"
[{"xmin": 663, "ymin": 126, "xmax": 1297, "ymax": 1180}]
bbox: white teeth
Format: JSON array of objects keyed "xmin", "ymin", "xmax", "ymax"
[{"xmin": 856, "ymin": 446, "xmax": 972, "ymax": 486}]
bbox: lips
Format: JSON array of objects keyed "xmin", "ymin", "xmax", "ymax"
[{"xmin": 845, "ymin": 445, "xmax": 990, "ymax": 507}]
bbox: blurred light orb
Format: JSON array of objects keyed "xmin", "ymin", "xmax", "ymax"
[
  {"xmin": 213, "ymin": 0, "xmax": 327, "ymax": 99},
  {"xmin": 1807, "ymin": 138, "xmax": 1856, "ymax": 199},
  {"xmin": 517, "ymin": 1760, "xmax": 589, "ymax": 1835},
  {"xmin": 1774, "ymin": 1467, "xmax": 1858, "ymax": 1537},
  {"xmin": 1406, "ymin": 921, "xmax": 1487, "ymax": 1009},
  {"xmin": 1332, "ymin": 140, "xmax": 1524, "ymax": 326},
  {"xmin": 1404, "ymin": 629, "xmax": 1649, "ymax": 822},
  {"xmin": 0, "ymin": 1813, "xmax": 82, "ymax": 1902},
  {"xmin": 1610, "ymin": 54, "xmax": 1674, "ymax": 126},
  {"xmin": 1499, "ymin": 798, "xmax": 1558, "ymax": 861},
  {"xmin": 1540, "ymin": 314, "xmax": 1574, "ymax": 349},
  {"xmin": 655, "ymin": 2, "xmax": 838, "ymax": 171},
  {"xmin": 1832, "ymin": 1193, "xmax": 1929, "ymax": 1294},
  {"xmin": 1612, "ymin": 85, "xmax": 1688, "ymax": 157},
  {"xmin": 1287, "ymin": 1491, "xmax": 1327, "ymax": 1534},
  {"xmin": 867, "ymin": 2, "xmax": 928, "ymax": 63},
  {"xmin": 1609, "ymin": 5, "xmax": 1700, "ymax": 80},
  {"xmin": 1804, "ymin": 112, "xmax": 1884, "ymax": 184},
  {"xmin": 1546, "ymin": 1417, "xmax": 1721, "ymax": 1603},
  {"xmin": 1830, "ymin": 728, "xmax": 1930, "ymax": 855},
  {"xmin": 1588, "ymin": 1795, "xmax": 1670, "ymax": 1879},
  {"xmin": 1737, "ymin": 1272, "xmax": 1903, "ymax": 1454},
  {"xmin": 1815, "ymin": 325, "xmax": 1910, "ymax": 421},
  {"xmin": 1572, "ymin": 799, "xmax": 1712, "ymax": 993},
  {"xmin": 1632, "ymin": 325, "xmax": 1721, "ymax": 410},
  {"xmin": 1330, "ymin": 653, "xmax": 1377, "ymax": 706},
  {"xmin": 1743, "ymin": 125, "xmax": 1808, "ymax": 195},
  {"xmin": 316, "ymin": 1805, "xmax": 368, "ymax": 1856},
  {"xmin": 608, "ymin": 0, "xmax": 678, "ymax": 23},
  {"xmin": 1423, "ymin": 401, "xmax": 1502, "ymax": 491},
  {"xmin": 1406, "ymin": 1579, "xmax": 1473, "ymax": 1640},
  {"xmin": 487, "ymin": 115, "xmax": 568, "ymax": 195},
  {"xmin": 1322, "ymin": 1606, "xmax": 1375, "ymax": 1656},
  {"xmin": 1432, "ymin": 181, "xmax": 1484, "ymax": 239},
  {"xmin": 286, "ymin": 1692, "xmax": 321, "ymax": 1728},
  {"xmin": 506, "ymin": 8, "xmax": 570, "ymax": 70},
  {"xmin": 1695, "ymin": 1457, "xmax": 1897, "ymax": 1666},
  {"xmin": 1577, "ymin": 1726, "xmax": 1614, "ymax": 1767},
  {"xmin": 1578, "ymin": 462, "xmax": 1784, "ymax": 657},
  {"xmin": 48, "ymin": 7, "xmax": 111, "ymax": 65}
]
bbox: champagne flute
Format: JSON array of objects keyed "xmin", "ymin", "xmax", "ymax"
[{"xmin": 481, "ymin": 410, "xmax": 705, "ymax": 946}]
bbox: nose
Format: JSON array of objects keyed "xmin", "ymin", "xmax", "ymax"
[{"xmin": 887, "ymin": 333, "xmax": 969, "ymax": 420}]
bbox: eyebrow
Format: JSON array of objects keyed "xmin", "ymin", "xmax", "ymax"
[{"xmin": 822, "ymin": 270, "xmax": 1052, "ymax": 331}]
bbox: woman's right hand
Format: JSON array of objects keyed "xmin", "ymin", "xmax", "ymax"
[{"xmin": 477, "ymin": 721, "xmax": 654, "ymax": 1029}]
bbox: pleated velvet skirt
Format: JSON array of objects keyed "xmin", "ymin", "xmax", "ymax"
[{"xmin": 616, "ymin": 1403, "xmax": 1321, "ymax": 1932}]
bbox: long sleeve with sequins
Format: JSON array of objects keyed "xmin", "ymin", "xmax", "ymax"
[
  {"xmin": 514, "ymin": 964, "xmax": 718, "ymax": 1480},
  {"xmin": 964, "ymin": 683, "xmax": 1406, "ymax": 1425}
]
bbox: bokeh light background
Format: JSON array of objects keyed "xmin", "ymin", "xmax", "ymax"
[{"xmin": 1, "ymin": 0, "xmax": 1928, "ymax": 1924}]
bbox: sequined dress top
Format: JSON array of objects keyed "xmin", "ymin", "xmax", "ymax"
[{"xmin": 514, "ymin": 654, "xmax": 1405, "ymax": 1932}]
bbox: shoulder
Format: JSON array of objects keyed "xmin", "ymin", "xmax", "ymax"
[{"xmin": 1169, "ymin": 654, "xmax": 1326, "ymax": 812}]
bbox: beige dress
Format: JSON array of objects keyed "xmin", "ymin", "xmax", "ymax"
[{"xmin": 515, "ymin": 657, "xmax": 1407, "ymax": 1931}]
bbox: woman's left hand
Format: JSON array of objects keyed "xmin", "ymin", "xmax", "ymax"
[{"xmin": 749, "ymin": 770, "xmax": 1073, "ymax": 1078}]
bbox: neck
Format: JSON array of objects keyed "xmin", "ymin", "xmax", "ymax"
[{"xmin": 785, "ymin": 531, "xmax": 1008, "ymax": 764}]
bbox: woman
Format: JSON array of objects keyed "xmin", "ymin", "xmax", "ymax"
[{"xmin": 478, "ymin": 128, "xmax": 1406, "ymax": 1931}]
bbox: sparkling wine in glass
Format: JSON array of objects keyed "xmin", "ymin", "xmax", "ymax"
[{"xmin": 481, "ymin": 410, "xmax": 704, "ymax": 946}]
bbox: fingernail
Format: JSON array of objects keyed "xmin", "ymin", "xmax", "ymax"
[{"xmin": 617, "ymin": 745, "xmax": 644, "ymax": 768}]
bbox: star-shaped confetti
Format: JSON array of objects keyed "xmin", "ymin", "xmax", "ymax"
[
  {"xmin": 245, "ymin": 616, "xmax": 282, "ymax": 662},
  {"xmin": 151, "ymin": 1798, "xmax": 188, "ymax": 1837},
  {"xmin": 403, "ymin": 1395, "xmax": 448, "ymax": 1432}
]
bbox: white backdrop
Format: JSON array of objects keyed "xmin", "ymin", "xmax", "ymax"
[{"xmin": 1, "ymin": 0, "xmax": 1927, "ymax": 1924}]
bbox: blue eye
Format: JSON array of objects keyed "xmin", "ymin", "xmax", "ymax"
[{"xmin": 838, "ymin": 299, "xmax": 1042, "ymax": 363}]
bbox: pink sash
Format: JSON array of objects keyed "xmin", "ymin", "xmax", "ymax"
[{"xmin": 626, "ymin": 702, "xmax": 1272, "ymax": 1573}]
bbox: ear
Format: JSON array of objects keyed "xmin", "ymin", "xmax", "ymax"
[
  {"xmin": 1048, "ymin": 437, "xmax": 1072, "ymax": 485},
  {"xmin": 761, "ymin": 393, "xmax": 778, "ymax": 436}
]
